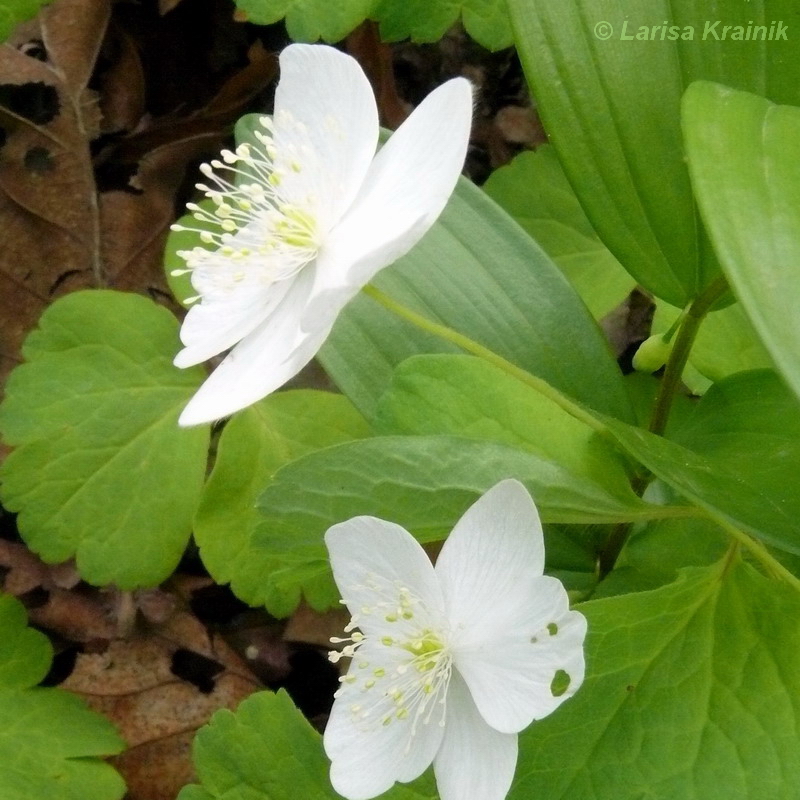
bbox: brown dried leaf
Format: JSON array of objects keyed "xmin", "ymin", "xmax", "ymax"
[
  {"xmin": 494, "ymin": 104, "xmax": 545, "ymax": 145},
  {"xmin": 97, "ymin": 24, "xmax": 146, "ymax": 135},
  {"xmin": 347, "ymin": 22, "xmax": 409, "ymax": 129},
  {"xmin": 100, "ymin": 134, "xmax": 220, "ymax": 292},
  {"xmin": 0, "ymin": 540, "xmax": 118, "ymax": 639},
  {"xmin": 62, "ymin": 609, "xmax": 261, "ymax": 800},
  {"xmin": 0, "ymin": 539, "xmax": 78, "ymax": 595},
  {"xmin": 0, "ymin": 0, "xmax": 110, "ymax": 385},
  {"xmin": 284, "ymin": 600, "xmax": 349, "ymax": 650},
  {"xmin": 0, "ymin": 4, "xmax": 278, "ymax": 392},
  {"xmin": 109, "ymin": 41, "xmax": 277, "ymax": 162}
]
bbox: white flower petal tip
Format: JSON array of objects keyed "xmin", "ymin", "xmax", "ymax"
[
  {"xmin": 323, "ymin": 481, "xmax": 587, "ymax": 800},
  {"xmin": 172, "ymin": 43, "xmax": 472, "ymax": 425},
  {"xmin": 300, "ymin": 75, "xmax": 474, "ymax": 334}
]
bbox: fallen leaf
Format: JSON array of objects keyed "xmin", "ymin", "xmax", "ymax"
[
  {"xmin": 0, "ymin": 0, "xmax": 110, "ymax": 385},
  {"xmin": 0, "ymin": 0, "xmax": 278, "ymax": 392},
  {"xmin": 61, "ymin": 608, "xmax": 261, "ymax": 800}
]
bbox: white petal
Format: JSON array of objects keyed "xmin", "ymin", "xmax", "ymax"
[
  {"xmin": 454, "ymin": 581, "xmax": 587, "ymax": 734},
  {"xmin": 177, "ymin": 267, "xmax": 324, "ymax": 426},
  {"xmin": 301, "ymin": 77, "xmax": 473, "ymax": 332},
  {"xmin": 325, "ymin": 516, "xmax": 445, "ymax": 638},
  {"xmin": 273, "ymin": 44, "xmax": 378, "ymax": 232},
  {"xmin": 174, "ymin": 278, "xmax": 293, "ymax": 368},
  {"xmin": 434, "ymin": 672, "xmax": 518, "ymax": 800},
  {"xmin": 324, "ymin": 642, "xmax": 444, "ymax": 800},
  {"xmin": 435, "ymin": 480, "xmax": 546, "ymax": 646}
]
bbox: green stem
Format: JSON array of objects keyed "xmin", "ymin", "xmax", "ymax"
[
  {"xmin": 711, "ymin": 515, "xmax": 800, "ymax": 593},
  {"xmin": 362, "ymin": 284, "xmax": 607, "ymax": 434},
  {"xmin": 598, "ymin": 277, "xmax": 729, "ymax": 575},
  {"xmin": 648, "ymin": 275, "xmax": 729, "ymax": 436},
  {"xmin": 363, "ymin": 283, "xmax": 800, "ymax": 591}
]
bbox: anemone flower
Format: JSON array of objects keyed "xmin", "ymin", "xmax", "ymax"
[
  {"xmin": 323, "ymin": 480, "xmax": 587, "ymax": 800},
  {"xmin": 171, "ymin": 43, "xmax": 472, "ymax": 426}
]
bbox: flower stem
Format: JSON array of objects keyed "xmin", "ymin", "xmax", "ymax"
[
  {"xmin": 599, "ymin": 276, "xmax": 730, "ymax": 576},
  {"xmin": 362, "ymin": 284, "xmax": 607, "ymax": 434},
  {"xmin": 363, "ymin": 283, "xmax": 800, "ymax": 595},
  {"xmin": 648, "ymin": 275, "xmax": 729, "ymax": 436}
]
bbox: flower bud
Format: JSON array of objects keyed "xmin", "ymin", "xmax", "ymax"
[{"xmin": 633, "ymin": 334, "xmax": 673, "ymax": 373}]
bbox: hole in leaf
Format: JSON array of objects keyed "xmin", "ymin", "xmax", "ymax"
[
  {"xmin": 547, "ymin": 622, "xmax": 558, "ymax": 636},
  {"xmin": 24, "ymin": 146, "xmax": 54, "ymax": 173},
  {"xmin": 19, "ymin": 39, "xmax": 48, "ymax": 61},
  {"xmin": 170, "ymin": 648, "xmax": 224, "ymax": 694},
  {"xmin": 0, "ymin": 82, "xmax": 60, "ymax": 125},
  {"xmin": 550, "ymin": 669, "xmax": 570, "ymax": 697},
  {"xmin": 48, "ymin": 269, "xmax": 85, "ymax": 295},
  {"xmin": 95, "ymin": 161, "xmax": 143, "ymax": 193}
]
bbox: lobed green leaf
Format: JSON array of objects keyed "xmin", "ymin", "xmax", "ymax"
[
  {"xmin": 194, "ymin": 390, "xmax": 370, "ymax": 604},
  {"xmin": 0, "ymin": 594, "xmax": 125, "ymax": 800},
  {"xmin": 232, "ymin": 0, "xmax": 376, "ymax": 43},
  {"xmin": 375, "ymin": 0, "xmax": 512, "ymax": 51},
  {"xmin": 0, "ymin": 290, "xmax": 209, "ymax": 588},
  {"xmin": 375, "ymin": 354, "xmax": 632, "ymax": 491},
  {"xmin": 180, "ymin": 689, "xmax": 433, "ymax": 800},
  {"xmin": 0, "ymin": 0, "xmax": 51, "ymax": 41}
]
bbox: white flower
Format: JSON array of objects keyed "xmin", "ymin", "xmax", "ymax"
[
  {"xmin": 323, "ymin": 480, "xmax": 587, "ymax": 800},
  {"xmin": 171, "ymin": 43, "xmax": 473, "ymax": 426}
]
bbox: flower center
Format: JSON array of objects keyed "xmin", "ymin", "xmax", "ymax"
[
  {"xmin": 329, "ymin": 581, "xmax": 453, "ymax": 743},
  {"xmin": 170, "ymin": 114, "xmax": 320, "ymax": 301}
]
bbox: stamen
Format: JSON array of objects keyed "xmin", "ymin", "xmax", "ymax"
[
  {"xmin": 173, "ymin": 112, "xmax": 321, "ymax": 300},
  {"xmin": 334, "ymin": 577, "xmax": 453, "ymax": 739}
]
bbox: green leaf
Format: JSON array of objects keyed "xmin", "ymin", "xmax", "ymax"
[
  {"xmin": 194, "ymin": 390, "xmax": 370, "ymax": 602},
  {"xmin": 321, "ymin": 177, "xmax": 633, "ymax": 423},
  {"xmin": 164, "ymin": 200, "xmax": 216, "ymax": 308},
  {"xmin": 0, "ymin": 0, "xmax": 51, "ymax": 41},
  {"xmin": 622, "ymin": 372, "xmax": 696, "ymax": 432},
  {"xmin": 607, "ymin": 371, "xmax": 800, "ymax": 570},
  {"xmin": 0, "ymin": 594, "xmax": 125, "ymax": 800},
  {"xmin": 247, "ymin": 434, "xmax": 675, "ymax": 615},
  {"xmin": 682, "ymin": 80, "xmax": 800, "ymax": 402},
  {"xmin": 376, "ymin": 354, "xmax": 632, "ymax": 492},
  {"xmin": 180, "ymin": 689, "xmax": 433, "ymax": 800},
  {"xmin": 483, "ymin": 148, "xmax": 635, "ymax": 319},
  {"xmin": 0, "ymin": 594, "xmax": 50, "ymax": 688},
  {"xmin": 652, "ymin": 299, "xmax": 772, "ymax": 392},
  {"xmin": 672, "ymin": 369, "xmax": 800, "ymax": 518},
  {"xmin": 513, "ymin": 559, "xmax": 800, "ymax": 798},
  {"xmin": 232, "ymin": 0, "xmax": 376, "ymax": 42},
  {"xmin": 603, "ymin": 411, "xmax": 800, "ymax": 556},
  {"xmin": 375, "ymin": 0, "xmax": 512, "ymax": 51},
  {"xmin": 507, "ymin": 0, "xmax": 800, "ymax": 306},
  {"xmin": 230, "ymin": 0, "xmax": 512, "ymax": 50},
  {"xmin": 597, "ymin": 510, "xmax": 729, "ymax": 598},
  {"xmin": 167, "ymin": 137, "xmax": 630, "ymax": 426},
  {"xmin": 0, "ymin": 290, "xmax": 209, "ymax": 588}
]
